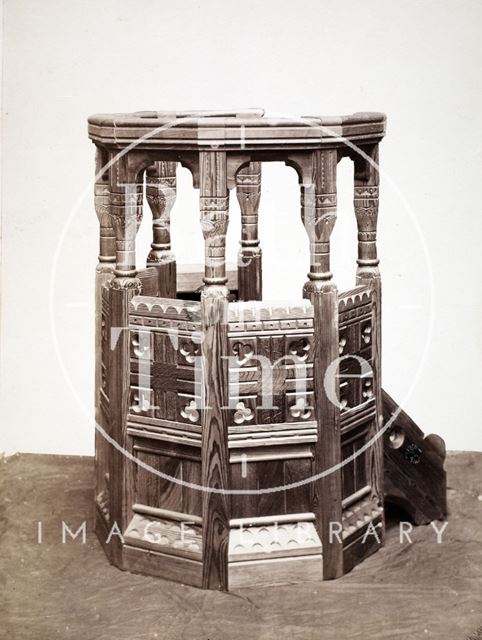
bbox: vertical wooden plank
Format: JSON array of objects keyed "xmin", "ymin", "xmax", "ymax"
[
  {"xmin": 146, "ymin": 161, "xmax": 177, "ymax": 297},
  {"xmin": 257, "ymin": 460, "xmax": 285, "ymax": 517},
  {"xmin": 183, "ymin": 460, "xmax": 203, "ymax": 518},
  {"xmin": 236, "ymin": 162, "xmax": 262, "ymax": 301},
  {"xmin": 284, "ymin": 458, "xmax": 312, "ymax": 514},
  {"xmin": 199, "ymin": 150, "xmax": 230, "ymax": 591},
  {"xmin": 302, "ymin": 148, "xmax": 343, "ymax": 579},
  {"xmin": 341, "ymin": 443, "xmax": 355, "ymax": 500},
  {"xmin": 229, "ymin": 462, "xmax": 258, "ymax": 520},
  {"xmin": 108, "ymin": 282, "xmax": 140, "ymax": 565}
]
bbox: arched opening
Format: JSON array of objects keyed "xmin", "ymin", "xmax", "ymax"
[
  {"xmin": 330, "ymin": 155, "xmax": 358, "ymax": 293},
  {"xmin": 256, "ymin": 162, "xmax": 306, "ymax": 301}
]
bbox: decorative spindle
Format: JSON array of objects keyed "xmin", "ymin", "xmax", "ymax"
[
  {"xmin": 200, "ymin": 151, "xmax": 229, "ymax": 290},
  {"xmin": 236, "ymin": 162, "xmax": 262, "ymax": 300},
  {"xmin": 95, "ymin": 147, "xmax": 116, "ymax": 266},
  {"xmin": 353, "ymin": 144, "xmax": 380, "ymax": 284},
  {"xmin": 108, "ymin": 155, "xmax": 144, "ymax": 288},
  {"xmin": 301, "ymin": 149, "xmax": 337, "ymax": 295},
  {"xmin": 145, "ymin": 162, "xmax": 177, "ymax": 297}
]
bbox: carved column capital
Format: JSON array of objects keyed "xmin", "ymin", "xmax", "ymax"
[
  {"xmin": 200, "ymin": 151, "xmax": 229, "ymax": 291},
  {"xmin": 108, "ymin": 153, "xmax": 144, "ymax": 287},
  {"xmin": 301, "ymin": 149, "xmax": 337, "ymax": 296},
  {"xmin": 353, "ymin": 144, "xmax": 380, "ymax": 284},
  {"xmin": 95, "ymin": 146, "xmax": 116, "ymax": 267},
  {"xmin": 236, "ymin": 162, "xmax": 262, "ymax": 300},
  {"xmin": 146, "ymin": 161, "xmax": 177, "ymax": 266}
]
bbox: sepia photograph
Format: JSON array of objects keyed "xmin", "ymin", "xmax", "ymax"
[{"xmin": 1, "ymin": 1, "xmax": 481, "ymax": 638}]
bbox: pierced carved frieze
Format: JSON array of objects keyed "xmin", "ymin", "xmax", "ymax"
[
  {"xmin": 342, "ymin": 495, "xmax": 383, "ymax": 541},
  {"xmin": 124, "ymin": 513, "xmax": 202, "ymax": 559},
  {"xmin": 229, "ymin": 520, "xmax": 322, "ymax": 562}
]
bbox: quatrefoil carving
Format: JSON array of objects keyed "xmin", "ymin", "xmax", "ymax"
[
  {"xmin": 181, "ymin": 400, "xmax": 199, "ymax": 423},
  {"xmin": 362, "ymin": 324, "xmax": 372, "ymax": 345},
  {"xmin": 289, "ymin": 397, "xmax": 312, "ymax": 420},
  {"xmin": 233, "ymin": 401, "xmax": 254, "ymax": 425},
  {"xmin": 131, "ymin": 333, "xmax": 150, "ymax": 358},
  {"xmin": 362, "ymin": 379, "xmax": 374, "ymax": 399},
  {"xmin": 180, "ymin": 340, "xmax": 200, "ymax": 364},
  {"xmin": 288, "ymin": 338, "xmax": 311, "ymax": 361},
  {"xmin": 131, "ymin": 390, "xmax": 151, "ymax": 414},
  {"xmin": 339, "ymin": 336, "xmax": 347, "ymax": 355},
  {"xmin": 232, "ymin": 342, "xmax": 254, "ymax": 366}
]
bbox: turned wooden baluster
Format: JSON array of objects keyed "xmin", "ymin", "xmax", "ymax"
[
  {"xmin": 354, "ymin": 144, "xmax": 380, "ymax": 284},
  {"xmin": 353, "ymin": 143, "xmax": 384, "ymax": 522},
  {"xmin": 109, "ymin": 156, "xmax": 144, "ymax": 286},
  {"xmin": 106, "ymin": 154, "xmax": 144, "ymax": 564},
  {"xmin": 236, "ymin": 162, "xmax": 262, "ymax": 300},
  {"xmin": 95, "ymin": 147, "xmax": 116, "ymax": 267},
  {"xmin": 145, "ymin": 161, "xmax": 177, "ymax": 297},
  {"xmin": 199, "ymin": 150, "xmax": 230, "ymax": 591},
  {"xmin": 301, "ymin": 148, "xmax": 343, "ymax": 580}
]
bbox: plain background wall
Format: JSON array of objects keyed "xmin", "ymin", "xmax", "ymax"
[{"xmin": 1, "ymin": 0, "xmax": 481, "ymax": 455}]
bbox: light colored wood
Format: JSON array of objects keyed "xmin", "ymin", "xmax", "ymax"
[{"xmin": 228, "ymin": 554, "xmax": 324, "ymax": 589}]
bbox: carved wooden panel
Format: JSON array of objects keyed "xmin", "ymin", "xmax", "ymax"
[
  {"xmin": 227, "ymin": 301, "xmax": 315, "ymax": 427},
  {"xmin": 128, "ymin": 297, "xmax": 202, "ymax": 426},
  {"xmin": 338, "ymin": 287, "xmax": 376, "ymax": 507}
]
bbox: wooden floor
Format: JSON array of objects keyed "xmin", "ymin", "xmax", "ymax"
[{"xmin": 1, "ymin": 452, "xmax": 481, "ymax": 640}]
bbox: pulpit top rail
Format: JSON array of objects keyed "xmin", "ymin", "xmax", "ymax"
[{"xmin": 88, "ymin": 110, "xmax": 386, "ymax": 150}]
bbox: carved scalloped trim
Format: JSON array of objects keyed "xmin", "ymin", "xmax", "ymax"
[
  {"xmin": 130, "ymin": 295, "xmax": 201, "ymax": 321},
  {"xmin": 338, "ymin": 286, "xmax": 372, "ymax": 312},
  {"xmin": 229, "ymin": 299, "xmax": 314, "ymax": 323}
]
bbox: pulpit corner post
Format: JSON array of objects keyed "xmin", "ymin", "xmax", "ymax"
[
  {"xmin": 301, "ymin": 147, "xmax": 343, "ymax": 579},
  {"xmin": 353, "ymin": 142, "xmax": 384, "ymax": 535},
  {"xmin": 199, "ymin": 150, "xmax": 230, "ymax": 591},
  {"xmin": 104, "ymin": 150, "xmax": 145, "ymax": 565}
]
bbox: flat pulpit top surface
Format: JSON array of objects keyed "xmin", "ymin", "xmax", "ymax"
[{"xmin": 88, "ymin": 109, "xmax": 386, "ymax": 150}]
